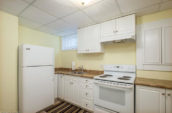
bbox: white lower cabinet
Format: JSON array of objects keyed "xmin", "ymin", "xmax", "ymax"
[
  {"xmin": 57, "ymin": 74, "xmax": 94, "ymax": 111},
  {"xmin": 136, "ymin": 85, "xmax": 172, "ymax": 113},
  {"xmin": 54, "ymin": 75, "xmax": 58, "ymax": 99},
  {"xmin": 80, "ymin": 78, "xmax": 94, "ymax": 110},
  {"xmin": 57, "ymin": 74, "xmax": 65, "ymax": 99},
  {"xmin": 166, "ymin": 89, "xmax": 172, "ymax": 113}
]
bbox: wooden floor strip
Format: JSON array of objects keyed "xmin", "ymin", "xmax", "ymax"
[
  {"xmin": 38, "ymin": 99, "xmax": 92, "ymax": 113},
  {"xmin": 65, "ymin": 106, "xmax": 77, "ymax": 113},
  {"xmin": 45, "ymin": 101, "xmax": 64, "ymax": 112},
  {"xmin": 48, "ymin": 103, "xmax": 68, "ymax": 113}
]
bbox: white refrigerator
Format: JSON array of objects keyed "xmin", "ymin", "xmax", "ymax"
[{"xmin": 19, "ymin": 44, "xmax": 54, "ymax": 113}]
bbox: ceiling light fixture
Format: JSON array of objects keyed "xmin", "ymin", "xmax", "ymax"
[{"xmin": 80, "ymin": 0, "xmax": 92, "ymax": 5}]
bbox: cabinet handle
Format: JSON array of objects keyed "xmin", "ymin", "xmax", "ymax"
[
  {"xmin": 168, "ymin": 94, "xmax": 171, "ymax": 96},
  {"xmin": 162, "ymin": 93, "xmax": 165, "ymax": 96}
]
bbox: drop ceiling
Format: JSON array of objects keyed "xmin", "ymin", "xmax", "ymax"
[{"xmin": 0, "ymin": 0, "xmax": 172, "ymax": 37}]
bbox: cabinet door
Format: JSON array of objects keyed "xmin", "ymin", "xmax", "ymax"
[
  {"xmin": 87, "ymin": 24, "xmax": 102, "ymax": 53},
  {"xmin": 64, "ymin": 75, "xmax": 73, "ymax": 102},
  {"xmin": 78, "ymin": 24, "xmax": 102, "ymax": 53},
  {"xmin": 162, "ymin": 26, "xmax": 172, "ymax": 65},
  {"xmin": 58, "ymin": 74, "xmax": 64, "ymax": 99},
  {"xmin": 100, "ymin": 19, "xmax": 117, "ymax": 42},
  {"xmin": 136, "ymin": 85, "xmax": 166, "ymax": 113},
  {"xmin": 53, "ymin": 75, "xmax": 58, "ymax": 99},
  {"xmin": 116, "ymin": 14, "xmax": 135, "ymax": 35},
  {"xmin": 72, "ymin": 77, "xmax": 80, "ymax": 104},
  {"xmin": 166, "ymin": 89, "xmax": 172, "ymax": 113},
  {"xmin": 78, "ymin": 28, "xmax": 87, "ymax": 52},
  {"xmin": 143, "ymin": 27, "xmax": 162, "ymax": 64}
]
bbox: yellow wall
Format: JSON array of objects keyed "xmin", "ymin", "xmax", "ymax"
[
  {"xmin": 0, "ymin": 11, "xmax": 61, "ymax": 113},
  {"xmin": 19, "ymin": 26, "xmax": 61, "ymax": 67},
  {"xmin": 61, "ymin": 42, "xmax": 136, "ymax": 70},
  {"xmin": 0, "ymin": 11, "xmax": 18, "ymax": 113},
  {"xmin": 61, "ymin": 9, "xmax": 172, "ymax": 80}
]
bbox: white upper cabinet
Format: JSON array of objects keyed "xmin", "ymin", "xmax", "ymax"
[
  {"xmin": 100, "ymin": 14, "xmax": 135, "ymax": 42},
  {"xmin": 100, "ymin": 19, "xmax": 117, "ymax": 42},
  {"xmin": 143, "ymin": 27, "xmax": 161, "ymax": 64},
  {"xmin": 166, "ymin": 89, "xmax": 172, "ymax": 113},
  {"xmin": 162, "ymin": 26, "xmax": 172, "ymax": 65},
  {"xmin": 116, "ymin": 14, "xmax": 135, "ymax": 36},
  {"xmin": 136, "ymin": 18, "xmax": 172, "ymax": 71},
  {"xmin": 77, "ymin": 24, "xmax": 103, "ymax": 53}
]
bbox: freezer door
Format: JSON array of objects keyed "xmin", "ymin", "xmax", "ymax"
[
  {"xmin": 19, "ymin": 66, "xmax": 54, "ymax": 113},
  {"xmin": 20, "ymin": 44, "xmax": 54, "ymax": 67}
]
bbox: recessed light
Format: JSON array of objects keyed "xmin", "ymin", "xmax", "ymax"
[{"xmin": 80, "ymin": 0, "xmax": 92, "ymax": 5}]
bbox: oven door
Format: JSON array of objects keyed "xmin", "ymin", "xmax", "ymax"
[{"xmin": 94, "ymin": 82, "xmax": 134, "ymax": 113}]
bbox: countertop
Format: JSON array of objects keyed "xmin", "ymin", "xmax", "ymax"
[
  {"xmin": 54, "ymin": 68, "xmax": 103, "ymax": 79},
  {"xmin": 135, "ymin": 77, "xmax": 172, "ymax": 89}
]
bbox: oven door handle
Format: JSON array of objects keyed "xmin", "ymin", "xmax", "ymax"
[{"xmin": 94, "ymin": 82, "xmax": 134, "ymax": 90}]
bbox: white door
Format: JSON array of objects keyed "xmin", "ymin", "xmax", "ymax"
[
  {"xmin": 166, "ymin": 89, "xmax": 172, "ymax": 113},
  {"xmin": 77, "ymin": 24, "xmax": 102, "ymax": 53},
  {"xmin": 72, "ymin": 77, "xmax": 80, "ymax": 104},
  {"xmin": 20, "ymin": 44, "xmax": 54, "ymax": 67},
  {"xmin": 20, "ymin": 66, "xmax": 54, "ymax": 113},
  {"xmin": 116, "ymin": 14, "xmax": 135, "ymax": 35},
  {"xmin": 100, "ymin": 19, "xmax": 117, "ymax": 42},
  {"xmin": 143, "ymin": 27, "xmax": 162, "ymax": 64},
  {"xmin": 64, "ymin": 75, "xmax": 73, "ymax": 102},
  {"xmin": 136, "ymin": 85, "xmax": 166, "ymax": 113},
  {"xmin": 162, "ymin": 26, "xmax": 172, "ymax": 65},
  {"xmin": 78, "ymin": 28, "xmax": 87, "ymax": 52},
  {"xmin": 94, "ymin": 83, "xmax": 134, "ymax": 113},
  {"xmin": 53, "ymin": 75, "xmax": 58, "ymax": 99},
  {"xmin": 87, "ymin": 24, "xmax": 102, "ymax": 53},
  {"xmin": 58, "ymin": 74, "xmax": 64, "ymax": 99}
]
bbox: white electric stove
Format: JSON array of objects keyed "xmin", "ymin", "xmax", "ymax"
[{"xmin": 94, "ymin": 65, "xmax": 136, "ymax": 113}]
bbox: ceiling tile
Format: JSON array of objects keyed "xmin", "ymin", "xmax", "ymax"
[
  {"xmin": 38, "ymin": 26, "xmax": 57, "ymax": 34},
  {"xmin": 136, "ymin": 4, "xmax": 160, "ymax": 16},
  {"xmin": 33, "ymin": 0, "xmax": 78, "ymax": 18},
  {"xmin": 23, "ymin": 0, "xmax": 35, "ymax": 3},
  {"xmin": 20, "ymin": 6, "xmax": 56, "ymax": 24},
  {"xmin": 19, "ymin": 17, "xmax": 42, "ymax": 28},
  {"xmin": 0, "ymin": 0, "xmax": 29, "ymax": 15},
  {"xmin": 55, "ymin": 29, "xmax": 77, "ymax": 37},
  {"xmin": 83, "ymin": 0, "xmax": 121, "ymax": 23},
  {"xmin": 70, "ymin": 0, "xmax": 103, "ymax": 9},
  {"xmin": 62, "ymin": 11, "xmax": 95, "ymax": 28},
  {"xmin": 44, "ymin": 19, "xmax": 76, "ymax": 32},
  {"xmin": 160, "ymin": 0, "xmax": 172, "ymax": 10},
  {"xmin": 117, "ymin": 0, "xmax": 161, "ymax": 13}
]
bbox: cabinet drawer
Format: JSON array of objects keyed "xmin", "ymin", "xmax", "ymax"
[
  {"xmin": 82, "ymin": 89, "xmax": 93, "ymax": 100},
  {"xmin": 82, "ymin": 99, "xmax": 93, "ymax": 110},
  {"xmin": 82, "ymin": 83, "xmax": 93, "ymax": 89},
  {"xmin": 82, "ymin": 78, "xmax": 93, "ymax": 84}
]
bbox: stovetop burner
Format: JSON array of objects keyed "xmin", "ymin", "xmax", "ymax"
[
  {"xmin": 118, "ymin": 77, "xmax": 130, "ymax": 80},
  {"xmin": 123, "ymin": 76, "xmax": 131, "ymax": 78},
  {"xmin": 99, "ymin": 74, "xmax": 113, "ymax": 78}
]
